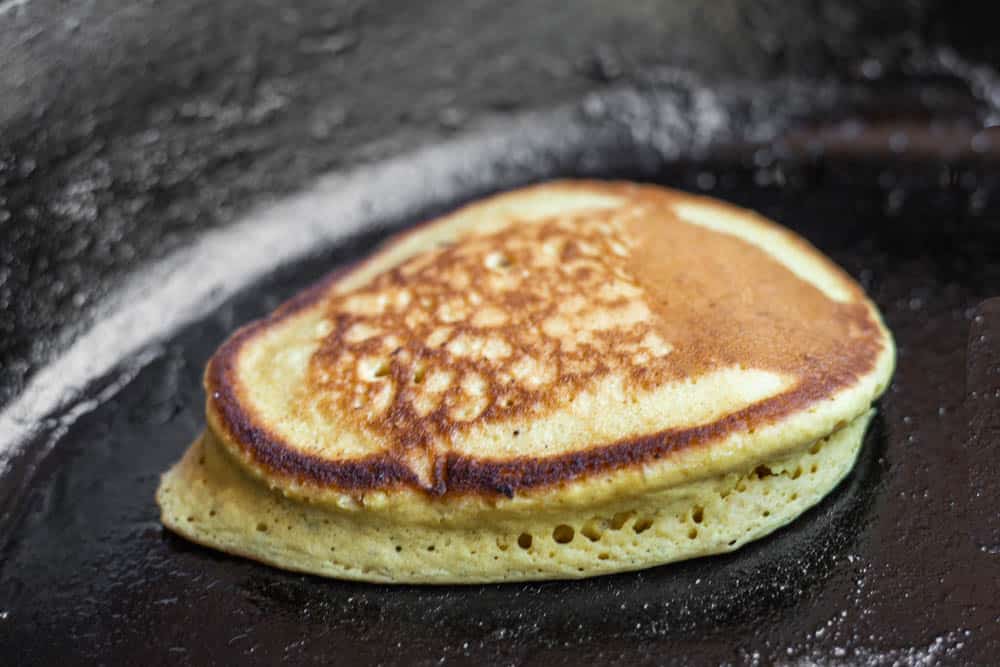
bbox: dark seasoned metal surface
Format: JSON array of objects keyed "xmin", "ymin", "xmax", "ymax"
[
  {"xmin": 2, "ymin": 143, "xmax": 999, "ymax": 665},
  {"xmin": 2, "ymin": 2, "xmax": 1000, "ymax": 665}
]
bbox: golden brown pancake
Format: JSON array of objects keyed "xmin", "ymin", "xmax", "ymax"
[{"xmin": 157, "ymin": 180, "xmax": 894, "ymax": 583}]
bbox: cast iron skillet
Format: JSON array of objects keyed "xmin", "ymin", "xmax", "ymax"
[{"xmin": 2, "ymin": 3, "xmax": 999, "ymax": 665}]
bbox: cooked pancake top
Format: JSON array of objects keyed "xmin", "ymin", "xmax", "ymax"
[
  {"xmin": 209, "ymin": 183, "xmax": 891, "ymax": 495},
  {"xmin": 308, "ymin": 208, "xmax": 676, "ymax": 440}
]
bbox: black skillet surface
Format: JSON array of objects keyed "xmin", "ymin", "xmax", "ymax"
[{"xmin": 2, "ymin": 2, "xmax": 1000, "ymax": 665}]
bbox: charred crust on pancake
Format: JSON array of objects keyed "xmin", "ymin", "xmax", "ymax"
[{"xmin": 204, "ymin": 181, "xmax": 889, "ymax": 497}]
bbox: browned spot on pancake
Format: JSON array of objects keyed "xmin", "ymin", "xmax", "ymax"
[
  {"xmin": 205, "ymin": 182, "xmax": 886, "ymax": 495},
  {"xmin": 302, "ymin": 206, "xmax": 677, "ymax": 480}
]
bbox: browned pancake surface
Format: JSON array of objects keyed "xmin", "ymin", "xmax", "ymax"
[{"xmin": 206, "ymin": 182, "xmax": 888, "ymax": 495}]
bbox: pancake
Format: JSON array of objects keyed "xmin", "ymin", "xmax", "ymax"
[{"xmin": 157, "ymin": 180, "xmax": 895, "ymax": 583}]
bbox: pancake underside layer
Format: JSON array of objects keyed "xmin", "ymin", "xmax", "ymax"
[{"xmin": 157, "ymin": 411, "xmax": 872, "ymax": 584}]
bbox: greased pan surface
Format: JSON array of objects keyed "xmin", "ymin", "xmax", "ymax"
[
  {"xmin": 2, "ymin": 139, "xmax": 998, "ymax": 664},
  {"xmin": 2, "ymin": 2, "xmax": 999, "ymax": 664}
]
